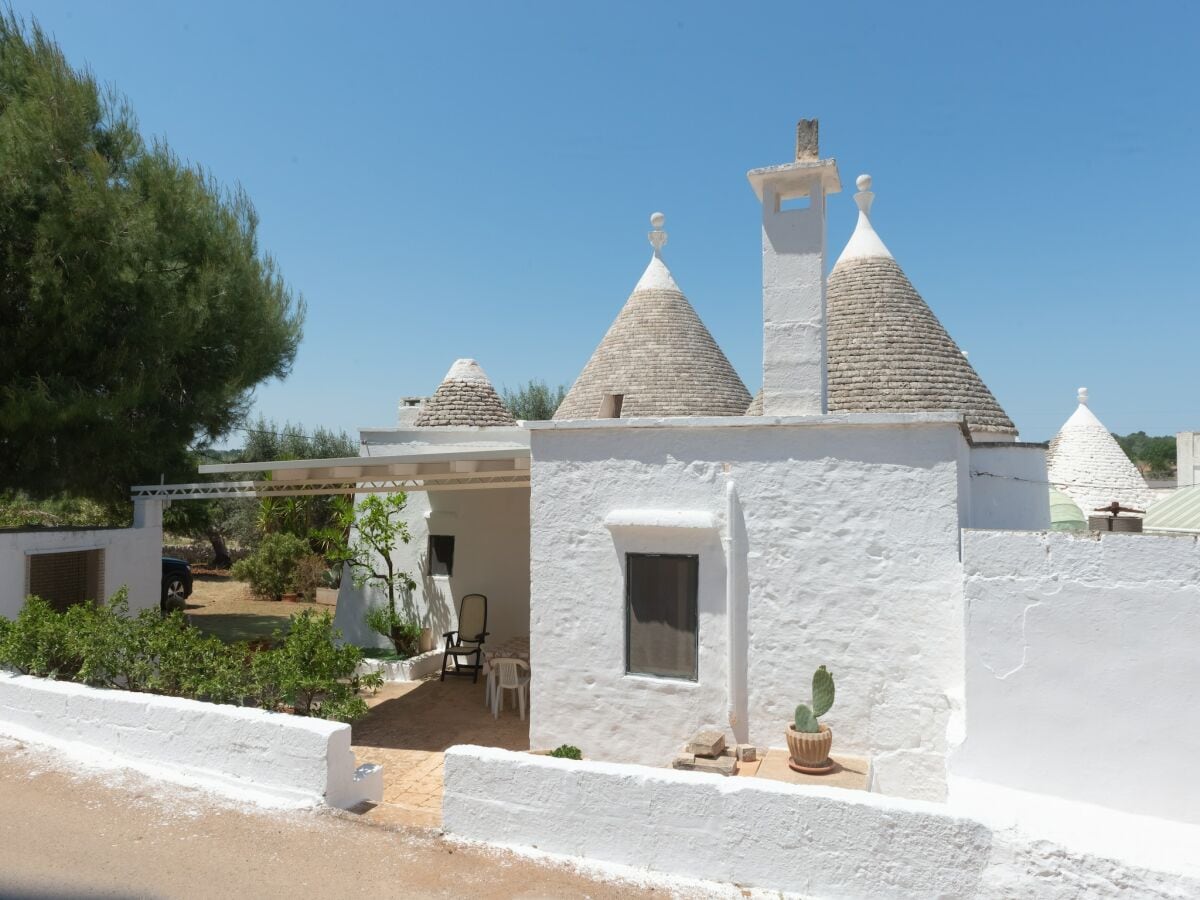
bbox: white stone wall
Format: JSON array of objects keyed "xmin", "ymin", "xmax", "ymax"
[
  {"xmin": 968, "ymin": 443, "xmax": 1051, "ymax": 531},
  {"xmin": 0, "ymin": 515, "xmax": 162, "ymax": 619},
  {"xmin": 0, "ymin": 672, "xmax": 381, "ymax": 809},
  {"xmin": 955, "ymin": 529, "xmax": 1200, "ymax": 826},
  {"xmin": 528, "ymin": 415, "xmax": 970, "ymax": 800},
  {"xmin": 444, "ymin": 745, "xmax": 1200, "ymax": 899}
]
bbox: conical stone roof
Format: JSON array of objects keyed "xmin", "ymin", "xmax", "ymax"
[
  {"xmin": 413, "ymin": 358, "xmax": 516, "ymax": 427},
  {"xmin": 745, "ymin": 174, "xmax": 1017, "ymax": 437},
  {"xmin": 1046, "ymin": 387, "xmax": 1155, "ymax": 514},
  {"xmin": 555, "ymin": 215, "xmax": 750, "ymax": 420}
]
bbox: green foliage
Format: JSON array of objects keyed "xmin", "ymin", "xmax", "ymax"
[
  {"xmin": 549, "ymin": 744, "xmax": 582, "ymax": 760},
  {"xmin": 1113, "ymin": 432, "xmax": 1177, "ymax": 480},
  {"xmin": 794, "ymin": 665, "xmax": 835, "ymax": 734},
  {"xmin": 364, "ymin": 605, "xmax": 421, "ymax": 657},
  {"xmin": 231, "ymin": 532, "xmax": 310, "ymax": 600},
  {"xmin": 0, "ymin": 492, "xmax": 125, "ymax": 528},
  {"xmin": 164, "ymin": 421, "xmax": 356, "ymax": 564},
  {"xmin": 0, "ymin": 595, "xmax": 80, "ymax": 678},
  {"xmin": 501, "ymin": 380, "xmax": 567, "ymax": 421},
  {"xmin": 0, "ymin": 594, "xmax": 375, "ymax": 722},
  {"xmin": 326, "ymin": 494, "xmax": 417, "ymax": 643},
  {"xmin": 0, "ymin": 14, "xmax": 304, "ymax": 504}
]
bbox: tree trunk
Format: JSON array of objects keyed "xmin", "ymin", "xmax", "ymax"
[{"xmin": 207, "ymin": 529, "xmax": 232, "ymax": 569}]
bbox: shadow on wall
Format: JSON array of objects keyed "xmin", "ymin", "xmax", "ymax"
[{"xmin": 418, "ymin": 549, "xmax": 453, "ymax": 641}]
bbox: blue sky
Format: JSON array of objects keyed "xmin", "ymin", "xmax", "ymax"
[{"xmin": 22, "ymin": 1, "xmax": 1200, "ymax": 443}]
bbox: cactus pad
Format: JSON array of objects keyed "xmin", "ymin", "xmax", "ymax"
[
  {"xmin": 812, "ymin": 665, "xmax": 835, "ymax": 718},
  {"xmin": 793, "ymin": 703, "xmax": 819, "ymax": 733}
]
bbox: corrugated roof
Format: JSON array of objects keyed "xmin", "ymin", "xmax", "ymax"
[
  {"xmin": 1143, "ymin": 485, "xmax": 1200, "ymax": 534},
  {"xmin": 555, "ymin": 220, "xmax": 750, "ymax": 420},
  {"xmin": 413, "ymin": 359, "xmax": 516, "ymax": 427}
]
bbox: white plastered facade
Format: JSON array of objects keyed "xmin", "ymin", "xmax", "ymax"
[{"xmin": 527, "ymin": 414, "xmax": 1045, "ymax": 801}]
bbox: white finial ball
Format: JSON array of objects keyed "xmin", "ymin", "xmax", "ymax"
[
  {"xmin": 856, "ymin": 174, "xmax": 872, "ymax": 192},
  {"xmin": 650, "ymin": 212, "xmax": 665, "ymax": 229},
  {"xmin": 1078, "ymin": 386, "xmax": 1089, "ymax": 405}
]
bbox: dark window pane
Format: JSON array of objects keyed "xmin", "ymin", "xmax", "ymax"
[
  {"xmin": 626, "ymin": 553, "xmax": 698, "ymax": 680},
  {"xmin": 428, "ymin": 535, "xmax": 455, "ymax": 577}
]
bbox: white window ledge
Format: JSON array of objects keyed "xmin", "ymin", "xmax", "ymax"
[{"xmin": 603, "ymin": 509, "xmax": 716, "ymax": 531}]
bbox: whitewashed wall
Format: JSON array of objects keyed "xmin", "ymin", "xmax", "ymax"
[
  {"xmin": 0, "ymin": 514, "xmax": 162, "ymax": 619},
  {"xmin": 968, "ymin": 443, "xmax": 1050, "ymax": 531},
  {"xmin": 528, "ymin": 413, "xmax": 971, "ymax": 800},
  {"xmin": 0, "ymin": 672, "xmax": 382, "ymax": 809},
  {"xmin": 444, "ymin": 745, "xmax": 1200, "ymax": 899},
  {"xmin": 955, "ymin": 529, "xmax": 1200, "ymax": 825}
]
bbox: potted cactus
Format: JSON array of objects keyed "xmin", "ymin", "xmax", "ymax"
[{"xmin": 786, "ymin": 665, "xmax": 835, "ymax": 773}]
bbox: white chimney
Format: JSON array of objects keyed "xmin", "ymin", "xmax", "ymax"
[{"xmin": 747, "ymin": 119, "xmax": 841, "ymax": 416}]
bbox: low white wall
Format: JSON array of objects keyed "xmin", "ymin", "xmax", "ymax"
[
  {"xmin": 0, "ymin": 671, "xmax": 382, "ymax": 809},
  {"xmin": 968, "ymin": 443, "xmax": 1050, "ymax": 531},
  {"xmin": 0, "ymin": 521, "xmax": 161, "ymax": 619},
  {"xmin": 444, "ymin": 746, "xmax": 1200, "ymax": 899},
  {"xmin": 956, "ymin": 530, "xmax": 1200, "ymax": 826},
  {"xmin": 355, "ymin": 648, "xmax": 442, "ymax": 682}
]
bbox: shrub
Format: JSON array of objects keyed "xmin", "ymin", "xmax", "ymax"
[
  {"xmin": 364, "ymin": 605, "xmax": 421, "ymax": 657},
  {"xmin": 0, "ymin": 595, "xmax": 80, "ymax": 678},
  {"xmin": 1, "ymin": 594, "xmax": 377, "ymax": 723},
  {"xmin": 231, "ymin": 532, "xmax": 310, "ymax": 600},
  {"xmin": 293, "ymin": 553, "xmax": 327, "ymax": 603},
  {"xmin": 549, "ymin": 744, "xmax": 582, "ymax": 760}
]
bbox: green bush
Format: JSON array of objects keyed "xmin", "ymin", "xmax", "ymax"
[
  {"xmin": 0, "ymin": 595, "xmax": 81, "ymax": 678},
  {"xmin": 364, "ymin": 605, "xmax": 421, "ymax": 657},
  {"xmin": 231, "ymin": 532, "xmax": 310, "ymax": 600},
  {"xmin": 549, "ymin": 744, "xmax": 582, "ymax": 760},
  {"xmin": 0, "ymin": 593, "xmax": 378, "ymax": 723}
]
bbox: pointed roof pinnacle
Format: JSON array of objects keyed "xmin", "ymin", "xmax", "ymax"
[
  {"xmin": 634, "ymin": 211, "xmax": 679, "ymax": 292},
  {"xmin": 834, "ymin": 173, "xmax": 894, "ymax": 266},
  {"xmin": 1078, "ymin": 386, "xmax": 1089, "ymax": 406}
]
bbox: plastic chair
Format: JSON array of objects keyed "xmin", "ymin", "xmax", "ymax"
[{"xmin": 491, "ymin": 657, "xmax": 530, "ymax": 720}]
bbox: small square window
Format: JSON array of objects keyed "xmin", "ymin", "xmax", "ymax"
[
  {"xmin": 626, "ymin": 553, "xmax": 698, "ymax": 680},
  {"xmin": 428, "ymin": 534, "xmax": 455, "ymax": 577}
]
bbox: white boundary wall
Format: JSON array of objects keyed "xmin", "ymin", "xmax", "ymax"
[
  {"xmin": 444, "ymin": 746, "xmax": 1200, "ymax": 899},
  {"xmin": 956, "ymin": 530, "xmax": 1200, "ymax": 825},
  {"xmin": 0, "ymin": 671, "xmax": 382, "ymax": 809}
]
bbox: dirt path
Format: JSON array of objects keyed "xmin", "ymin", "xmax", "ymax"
[{"xmin": 0, "ymin": 739, "xmax": 724, "ymax": 899}]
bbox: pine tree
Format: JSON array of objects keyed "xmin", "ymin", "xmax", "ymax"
[{"xmin": 0, "ymin": 15, "xmax": 304, "ymax": 502}]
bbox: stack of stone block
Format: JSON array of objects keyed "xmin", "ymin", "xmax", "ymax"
[{"xmin": 672, "ymin": 730, "xmax": 758, "ymax": 777}]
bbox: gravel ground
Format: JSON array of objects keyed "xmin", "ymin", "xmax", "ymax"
[
  {"xmin": 183, "ymin": 574, "xmax": 337, "ymax": 643},
  {"xmin": 0, "ymin": 739, "xmax": 736, "ymax": 900}
]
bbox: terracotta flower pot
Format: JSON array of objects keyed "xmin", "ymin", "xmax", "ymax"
[
  {"xmin": 281, "ymin": 592, "xmax": 299, "ymax": 603},
  {"xmin": 786, "ymin": 723, "xmax": 833, "ymax": 768}
]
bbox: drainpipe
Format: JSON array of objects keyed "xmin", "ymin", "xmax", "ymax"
[{"xmin": 725, "ymin": 473, "xmax": 749, "ymax": 744}]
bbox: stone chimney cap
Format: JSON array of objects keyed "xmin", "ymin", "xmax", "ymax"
[{"xmin": 796, "ymin": 119, "xmax": 819, "ymax": 160}]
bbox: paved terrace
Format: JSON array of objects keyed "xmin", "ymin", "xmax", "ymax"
[{"xmin": 352, "ymin": 677, "xmax": 528, "ymax": 828}]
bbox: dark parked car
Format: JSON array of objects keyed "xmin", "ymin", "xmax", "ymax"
[{"xmin": 161, "ymin": 557, "xmax": 193, "ymax": 612}]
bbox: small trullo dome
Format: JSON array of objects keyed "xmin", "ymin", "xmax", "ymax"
[
  {"xmin": 554, "ymin": 214, "xmax": 751, "ymax": 420},
  {"xmin": 1046, "ymin": 387, "xmax": 1155, "ymax": 514},
  {"xmin": 746, "ymin": 174, "xmax": 1018, "ymax": 438},
  {"xmin": 413, "ymin": 358, "xmax": 516, "ymax": 427}
]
